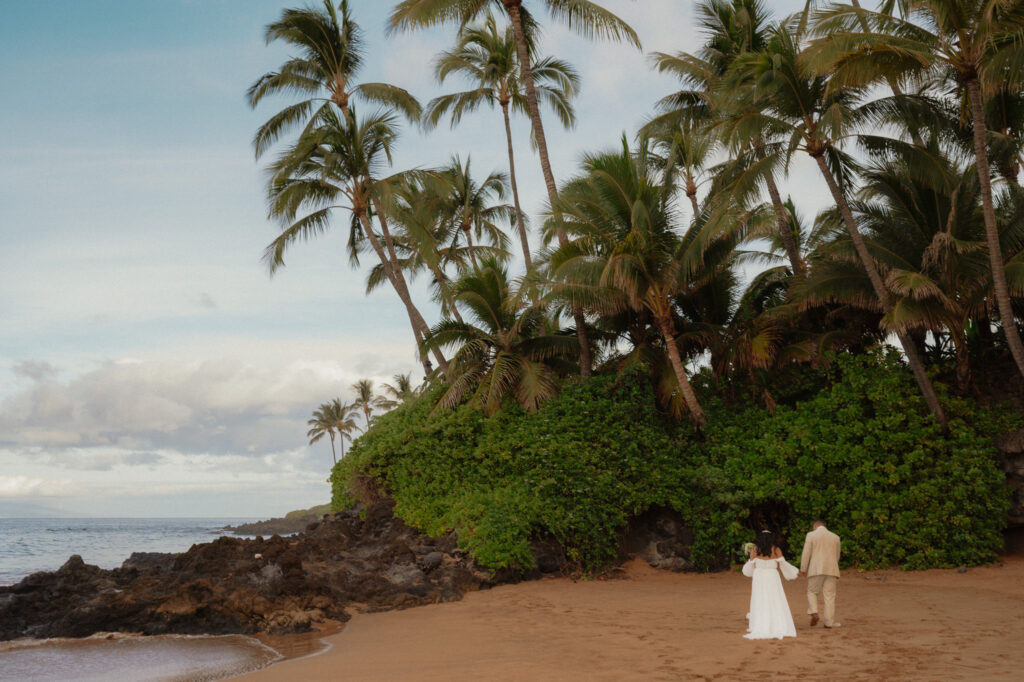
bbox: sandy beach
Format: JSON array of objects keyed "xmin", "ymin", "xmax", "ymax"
[{"xmin": 234, "ymin": 552, "xmax": 1024, "ymax": 681}]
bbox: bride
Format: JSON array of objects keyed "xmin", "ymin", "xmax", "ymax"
[{"xmin": 742, "ymin": 530, "xmax": 798, "ymax": 639}]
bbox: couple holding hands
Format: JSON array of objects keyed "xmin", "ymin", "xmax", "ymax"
[{"xmin": 741, "ymin": 520, "xmax": 841, "ymax": 640}]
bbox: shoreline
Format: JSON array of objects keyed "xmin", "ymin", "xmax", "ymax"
[
  {"xmin": 0, "ymin": 623, "xmax": 343, "ymax": 682},
  {"xmin": 230, "ymin": 555, "xmax": 1024, "ymax": 681}
]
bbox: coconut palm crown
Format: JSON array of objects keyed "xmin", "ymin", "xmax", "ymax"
[
  {"xmin": 720, "ymin": 16, "xmax": 949, "ymax": 428},
  {"xmin": 425, "ymin": 13, "xmax": 581, "ymax": 268},
  {"xmin": 262, "ymin": 106, "xmax": 448, "ymax": 375},
  {"xmin": 247, "ymin": 0, "xmax": 421, "ymax": 159},
  {"xmin": 421, "ymin": 257, "xmax": 579, "ymax": 414},
  {"xmin": 542, "ymin": 135, "xmax": 743, "ymax": 427},
  {"xmin": 806, "ymin": 0, "xmax": 1024, "ymax": 379},
  {"xmin": 390, "ymin": 0, "xmax": 642, "ymax": 379}
]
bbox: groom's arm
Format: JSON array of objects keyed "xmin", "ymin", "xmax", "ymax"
[{"xmin": 799, "ymin": 535, "xmax": 811, "ymax": 574}]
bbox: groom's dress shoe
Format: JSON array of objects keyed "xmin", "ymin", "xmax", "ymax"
[
  {"xmin": 824, "ymin": 623, "xmax": 841, "ymax": 629},
  {"xmin": 810, "ymin": 614, "xmax": 819, "ymax": 627}
]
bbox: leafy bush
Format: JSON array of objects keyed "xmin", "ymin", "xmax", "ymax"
[
  {"xmin": 331, "ymin": 351, "xmax": 1017, "ymax": 572},
  {"xmin": 332, "ymin": 369, "xmax": 689, "ymax": 568},
  {"xmin": 696, "ymin": 351, "xmax": 1016, "ymax": 569}
]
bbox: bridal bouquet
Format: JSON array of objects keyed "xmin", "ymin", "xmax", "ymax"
[{"xmin": 740, "ymin": 542, "xmax": 755, "ymax": 559}]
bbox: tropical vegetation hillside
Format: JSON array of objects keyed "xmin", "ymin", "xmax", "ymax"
[
  {"xmin": 330, "ymin": 352, "xmax": 1018, "ymax": 572},
  {"xmin": 248, "ymin": 2, "xmax": 1024, "ymax": 571}
]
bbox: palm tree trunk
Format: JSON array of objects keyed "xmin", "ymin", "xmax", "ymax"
[
  {"xmin": 501, "ymin": 100, "xmax": 532, "ymax": 269},
  {"xmin": 953, "ymin": 330, "xmax": 972, "ymax": 393},
  {"xmin": 686, "ymin": 175, "xmax": 700, "ymax": 219},
  {"xmin": 373, "ymin": 201, "xmax": 451, "ymax": 373},
  {"xmin": 967, "ymin": 79, "xmax": 1024, "ymax": 379},
  {"xmin": 764, "ymin": 172, "xmax": 805, "ymax": 276},
  {"xmin": 505, "ymin": 1, "xmax": 591, "ymax": 378},
  {"xmin": 429, "ymin": 264, "xmax": 465, "ymax": 323},
  {"xmin": 362, "ymin": 405, "xmax": 371, "ymax": 430},
  {"xmin": 372, "ymin": 202, "xmax": 453, "ymax": 371},
  {"xmin": 463, "ymin": 226, "xmax": 479, "ymax": 268},
  {"xmin": 329, "ymin": 434, "xmax": 337, "ymax": 466},
  {"xmin": 812, "ymin": 153, "xmax": 948, "ymax": 429},
  {"xmin": 655, "ymin": 313, "xmax": 707, "ymax": 428},
  {"xmin": 752, "ymin": 137, "xmax": 804, "ymax": 275},
  {"xmin": 978, "ymin": 305, "xmax": 996, "ymax": 354},
  {"xmin": 357, "ymin": 210, "xmax": 447, "ymax": 375}
]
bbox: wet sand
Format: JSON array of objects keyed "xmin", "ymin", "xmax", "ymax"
[
  {"xmin": 0, "ymin": 633, "xmax": 280, "ymax": 682},
  {"xmin": 234, "ymin": 555, "xmax": 1024, "ymax": 681}
]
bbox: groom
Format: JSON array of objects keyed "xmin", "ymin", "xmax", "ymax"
[{"xmin": 798, "ymin": 519, "xmax": 841, "ymax": 628}]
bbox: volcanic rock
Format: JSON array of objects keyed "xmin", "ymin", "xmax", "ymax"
[{"xmin": 0, "ymin": 501, "xmax": 494, "ymax": 641}]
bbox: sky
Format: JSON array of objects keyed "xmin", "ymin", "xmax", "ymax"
[{"xmin": 0, "ymin": 0, "xmax": 818, "ymax": 517}]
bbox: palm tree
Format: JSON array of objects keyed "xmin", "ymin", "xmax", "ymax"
[
  {"xmin": 351, "ymin": 379, "xmax": 391, "ymax": 429},
  {"xmin": 367, "ymin": 162, "xmax": 513, "ymax": 325},
  {"xmin": 651, "ymin": 118, "xmax": 717, "ymax": 222},
  {"xmin": 421, "ymin": 257, "xmax": 579, "ymax": 414},
  {"xmin": 382, "ymin": 373, "xmax": 419, "ymax": 405},
  {"xmin": 425, "ymin": 14, "xmax": 580, "ymax": 269},
  {"xmin": 720, "ymin": 18, "xmax": 949, "ymax": 428},
  {"xmin": 800, "ymin": 140, "xmax": 1024, "ymax": 392},
  {"xmin": 435, "ymin": 155, "xmax": 513, "ymax": 269},
  {"xmin": 333, "ymin": 399, "xmax": 360, "ymax": 459},
  {"xmin": 262, "ymin": 107, "xmax": 448, "ymax": 375},
  {"xmin": 247, "ymin": 0, "xmax": 421, "ymax": 158},
  {"xmin": 307, "ymin": 398, "xmax": 358, "ymax": 465},
  {"xmin": 306, "ymin": 401, "xmax": 338, "ymax": 464},
  {"xmin": 390, "ymin": 0, "xmax": 642, "ymax": 378},
  {"xmin": 646, "ymin": 0, "xmax": 806, "ymax": 276},
  {"xmin": 371, "ymin": 174, "xmax": 467, "ymax": 323},
  {"xmin": 544, "ymin": 136, "xmax": 742, "ymax": 427},
  {"xmin": 808, "ymin": 0, "xmax": 1024, "ymax": 379}
]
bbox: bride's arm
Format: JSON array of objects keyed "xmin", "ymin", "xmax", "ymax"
[{"xmin": 778, "ymin": 555, "xmax": 799, "ymax": 581}]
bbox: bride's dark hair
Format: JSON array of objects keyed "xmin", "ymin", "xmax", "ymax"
[{"xmin": 754, "ymin": 530, "xmax": 775, "ymax": 557}]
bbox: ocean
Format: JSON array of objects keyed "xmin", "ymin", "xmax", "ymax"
[
  {"xmin": 0, "ymin": 517, "xmax": 257, "ymax": 586},
  {"xmin": 0, "ymin": 517, "xmax": 288, "ymax": 681}
]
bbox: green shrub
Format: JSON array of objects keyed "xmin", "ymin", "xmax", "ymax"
[
  {"xmin": 697, "ymin": 351, "xmax": 1016, "ymax": 569},
  {"xmin": 331, "ymin": 351, "xmax": 1017, "ymax": 572}
]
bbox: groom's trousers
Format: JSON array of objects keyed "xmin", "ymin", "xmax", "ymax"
[{"xmin": 806, "ymin": 575, "xmax": 838, "ymax": 626}]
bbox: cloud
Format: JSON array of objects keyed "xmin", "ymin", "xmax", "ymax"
[
  {"xmin": 0, "ymin": 475, "xmax": 80, "ymax": 498},
  {"xmin": 11, "ymin": 360, "xmax": 59, "ymax": 383},
  {"xmin": 197, "ymin": 292, "xmax": 218, "ymax": 310},
  {"xmin": 122, "ymin": 451, "xmax": 166, "ymax": 467},
  {"xmin": 0, "ymin": 358, "xmax": 400, "ymax": 458},
  {"xmin": 30, "ymin": 448, "xmax": 168, "ymax": 472}
]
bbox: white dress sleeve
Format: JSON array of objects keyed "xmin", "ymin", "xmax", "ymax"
[
  {"xmin": 777, "ymin": 556, "xmax": 799, "ymax": 581},
  {"xmin": 742, "ymin": 559, "xmax": 756, "ymax": 577}
]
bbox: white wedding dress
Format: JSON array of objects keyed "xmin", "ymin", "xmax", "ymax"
[{"xmin": 741, "ymin": 556, "xmax": 798, "ymax": 639}]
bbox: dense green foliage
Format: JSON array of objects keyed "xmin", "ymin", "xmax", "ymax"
[
  {"xmin": 697, "ymin": 352, "xmax": 1017, "ymax": 570},
  {"xmin": 331, "ymin": 352, "xmax": 1018, "ymax": 572}
]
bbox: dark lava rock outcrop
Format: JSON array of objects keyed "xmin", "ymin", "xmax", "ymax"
[
  {"xmin": 620, "ymin": 506, "xmax": 695, "ymax": 571},
  {"xmin": 0, "ymin": 501, "xmax": 507, "ymax": 641}
]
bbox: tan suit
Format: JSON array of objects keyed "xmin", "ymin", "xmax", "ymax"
[{"xmin": 800, "ymin": 525, "xmax": 841, "ymax": 626}]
